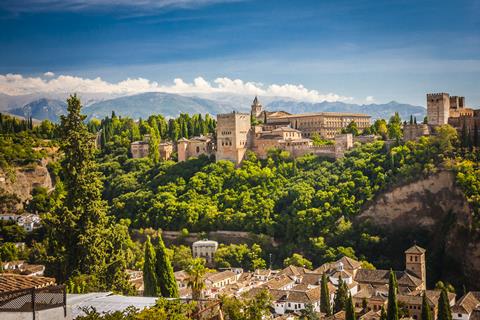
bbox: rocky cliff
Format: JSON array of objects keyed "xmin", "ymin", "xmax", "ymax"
[
  {"xmin": 0, "ymin": 160, "xmax": 53, "ymax": 204},
  {"xmin": 356, "ymin": 170, "xmax": 480, "ymax": 290}
]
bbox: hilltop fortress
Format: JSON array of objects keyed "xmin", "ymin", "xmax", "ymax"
[
  {"xmin": 174, "ymin": 97, "xmax": 371, "ymax": 164},
  {"xmin": 404, "ymin": 92, "xmax": 480, "ymax": 141}
]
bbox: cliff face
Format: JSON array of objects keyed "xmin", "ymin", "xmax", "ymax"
[
  {"xmin": 357, "ymin": 170, "xmax": 480, "ymax": 290},
  {"xmin": 0, "ymin": 160, "xmax": 53, "ymax": 204}
]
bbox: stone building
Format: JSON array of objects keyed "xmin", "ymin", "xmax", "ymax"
[
  {"xmin": 130, "ymin": 135, "xmax": 173, "ymax": 161},
  {"xmin": 130, "ymin": 140, "xmax": 149, "ymax": 159},
  {"xmin": 266, "ymin": 111, "xmax": 371, "ymax": 139},
  {"xmin": 216, "ymin": 112, "xmax": 251, "ymax": 165},
  {"xmin": 192, "ymin": 239, "xmax": 218, "ymax": 264},
  {"xmin": 177, "ymin": 135, "xmax": 214, "ymax": 162},
  {"xmin": 252, "ymin": 97, "xmax": 371, "ymax": 139}
]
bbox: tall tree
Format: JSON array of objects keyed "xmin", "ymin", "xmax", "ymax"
[
  {"xmin": 387, "ymin": 270, "xmax": 399, "ymax": 320},
  {"xmin": 155, "ymin": 233, "xmax": 179, "ymax": 298},
  {"xmin": 143, "ymin": 236, "xmax": 158, "ymax": 297},
  {"xmin": 44, "ymin": 94, "xmax": 130, "ymax": 292},
  {"xmin": 474, "ymin": 122, "xmax": 479, "ymax": 149},
  {"xmin": 321, "ymin": 273, "xmax": 332, "ymax": 316},
  {"xmin": 437, "ymin": 288, "xmax": 452, "ymax": 320},
  {"xmin": 421, "ymin": 293, "xmax": 432, "ymax": 320},
  {"xmin": 345, "ymin": 294, "xmax": 356, "ymax": 320},
  {"xmin": 334, "ymin": 276, "xmax": 349, "ymax": 313},
  {"xmin": 380, "ymin": 306, "xmax": 387, "ymax": 320}
]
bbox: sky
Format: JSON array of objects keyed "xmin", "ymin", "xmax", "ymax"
[{"xmin": 0, "ymin": 0, "xmax": 479, "ymax": 106}]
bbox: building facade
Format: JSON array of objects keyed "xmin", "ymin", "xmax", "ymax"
[
  {"xmin": 177, "ymin": 135, "xmax": 214, "ymax": 162},
  {"xmin": 192, "ymin": 239, "xmax": 218, "ymax": 264},
  {"xmin": 216, "ymin": 112, "xmax": 251, "ymax": 165}
]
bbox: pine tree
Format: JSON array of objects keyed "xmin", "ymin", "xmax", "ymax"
[
  {"xmin": 334, "ymin": 276, "xmax": 349, "ymax": 313},
  {"xmin": 421, "ymin": 292, "xmax": 432, "ymax": 320},
  {"xmin": 345, "ymin": 294, "xmax": 356, "ymax": 320},
  {"xmin": 155, "ymin": 233, "xmax": 179, "ymax": 298},
  {"xmin": 143, "ymin": 236, "xmax": 158, "ymax": 297},
  {"xmin": 437, "ymin": 288, "xmax": 452, "ymax": 320},
  {"xmin": 320, "ymin": 273, "xmax": 332, "ymax": 315},
  {"xmin": 387, "ymin": 270, "xmax": 399, "ymax": 320}
]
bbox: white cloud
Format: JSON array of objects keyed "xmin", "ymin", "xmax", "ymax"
[
  {"xmin": 1, "ymin": 0, "xmax": 241, "ymax": 13},
  {"xmin": 365, "ymin": 96, "xmax": 375, "ymax": 103},
  {"xmin": 0, "ymin": 73, "xmax": 352, "ymax": 103},
  {"xmin": 43, "ymin": 72, "xmax": 55, "ymax": 77}
]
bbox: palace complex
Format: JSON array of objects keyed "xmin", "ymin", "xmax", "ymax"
[{"xmin": 131, "ymin": 97, "xmax": 371, "ymax": 164}]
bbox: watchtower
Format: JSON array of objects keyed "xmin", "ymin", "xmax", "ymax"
[
  {"xmin": 427, "ymin": 93, "xmax": 450, "ymax": 125},
  {"xmin": 405, "ymin": 245, "xmax": 426, "ymax": 290},
  {"xmin": 251, "ymin": 96, "xmax": 263, "ymax": 119}
]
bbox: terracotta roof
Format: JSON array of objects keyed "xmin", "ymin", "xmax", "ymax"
[
  {"xmin": 360, "ymin": 310, "xmax": 381, "ymax": 320},
  {"xmin": 300, "ymin": 272, "xmax": 322, "ymax": 286},
  {"xmin": 405, "ymin": 245, "xmax": 426, "ymax": 254},
  {"xmin": 262, "ymin": 275, "xmax": 295, "ymax": 290},
  {"xmin": 354, "ymin": 270, "xmax": 422, "ymax": 288},
  {"xmin": 337, "ymin": 256, "xmax": 362, "ymax": 270},
  {"xmin": 453, "ymin": 292, "xmax": 480, "ymax": 314},
  {"xmin": 206, "ymin": 270, "xmax": 236, "ymax": 284},
  {"xmin": 277, "ymin": 265, "xmax": 309, "ymax": 277},
  {"xmin": 281, "ymin": 287, "xmax": 321, "ymax": 304},
  {"xmin": 254, "ymin": 269, "xmax": 271, "ymax": 276},
  {"xmin": 0, "ymin": 274, "xmax": 56, "ymax": 292}
]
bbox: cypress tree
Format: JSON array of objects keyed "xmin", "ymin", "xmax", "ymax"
[
  {"xmin": 410, "ymin": 115, "xmax": 413, "ymax": 125},
  {"xmin": 474, "ymin": 122, "xmax": 479, "ymax": 149},
  {"xmin": 414, "ymin": 117, "xmax": 417, "ymax": 124},
  {"xmin": 421, "ymin": 293, "xmax": 432, "ymax": 320},
  {"xmin": 345, "ymin": 294, "xmax": 356, "ymax": 320},
  {"xmin": 143, "ymin": 236, "xmax": 158, "ymax": 297},
  {"xmin": 437, "ymin": 288, "xmax": 452, "ymax": 320},
  {"xmin": 334, "ymin": 276, "xmax": 348, "ymax": 313},
  {"xmin": 155, "ymin": 233, "xmax": 179, "ymax": 298},
  {"xmin": 320, "ymin": 273, "xmax": 332, "ymax": 315},
  {"xmin": 44, "ymin": 94, "xmax": 130, "ymax": 289},
  {"xmin": 387, "ymin": 270, "xmax": 399, "ymax": 320},
  {"xmin": 380, "ymin": 306, "xmax": 387, "ymax": 320}
]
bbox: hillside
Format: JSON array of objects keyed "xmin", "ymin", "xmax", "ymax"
[
  {"xmin": 11, "ymin": 98, "xmax": 67, "ymax": 122},
  {"xmin": 356, "ymin": 170, "xmax": 479, "ymax": 290}
]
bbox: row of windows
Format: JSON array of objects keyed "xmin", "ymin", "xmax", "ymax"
[{"xmin": 220, "ymin": 131, "xmax": 232, "ymax": 135}]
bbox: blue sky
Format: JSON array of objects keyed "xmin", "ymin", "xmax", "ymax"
[{"xmin": 1, "ymin": 0, "xmax": 479, "ymax": 106}]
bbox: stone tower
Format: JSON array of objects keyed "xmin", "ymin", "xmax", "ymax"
[
  {"xmin": 251, "ymin": 96, "xmax": 263, "ymax": 119},
  {"xmin": 427, "ymin": 93, "xmax": 450, "ymax": 125},
  {"xmin": 405, "ymin": 245, "xmax": 426, "ymax": 290},
  {"xmin": 177, "ymin": 138, "xmax": 189, "ymax": 162},
  {"xmin": 216, "ymin": 111, "xmax": 251, "ymax": 165}
]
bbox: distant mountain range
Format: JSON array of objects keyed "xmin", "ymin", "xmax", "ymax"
[
  {"xmin": 84, "ymin": 92, "xmax": 236, "ymax": 120},
  {"xmin": 266, "ymin": 100, "xmax": 426, "ymax": 121},
  {"xmin": 0, "ymin": 91, "xmax": 426, "ymax": 122},
  {"xmin": 10, "ymin": 98, "xmax": 67, "ymax": 122}
]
